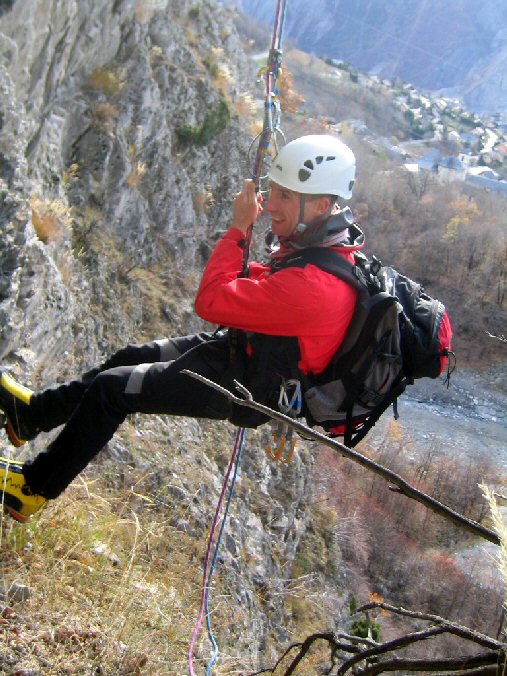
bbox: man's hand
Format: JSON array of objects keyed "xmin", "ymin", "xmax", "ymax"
[{"xmin": 231, "ymin": 179, "xmax": 263, "ymax": 235}]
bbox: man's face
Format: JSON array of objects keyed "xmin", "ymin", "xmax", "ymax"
[{"xmin": 266, "ymin": 182, "xmax": 330, "ymax": 238}]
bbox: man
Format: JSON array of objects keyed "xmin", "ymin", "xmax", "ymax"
[{"xmin": 0, "ymin": 134, "xmax": 364, "ymax": 521}]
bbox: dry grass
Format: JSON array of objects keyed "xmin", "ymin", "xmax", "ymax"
[
  {"xmin": 123, "ymin": 266, "xmax": 175, "ymax": 334},
  {"xmin": 31, "ymin": 197, "xmax": 71, "ymax": 244},
  {"xmin": 85, "ymin": 68, "xmax": 122, "ymax": 97},
  {"xmin": 94, "ymin": 103, "xmax": 120, "ymax": 121},
  {"xmin": 184, "ymin": 26, "xmax": 198, "ymax": 49},
  {"xmin": 134, "ymin": 2, "xmax": 150, "ymax": 24},
  {"xmin": 62, "ymin": 163, "xmax": 80, "ymax": 187},
  {"xmin": 234, "ymin": 92, "xmax": 256, "ymax": 121},
  {"xmin": 249, "ymin": 119, "xmax": 264, "ymax": 139},
  {"xmin": 54, "ymin": 252, "xmax": 75, "ymax": 288},
  {"xmin": 126, "ymin": 161, "xmax": 146, "ymax": 188},
  {"xmin": 481, "ymin": 484, "xmax": 507, "ymax": 604},
  {"xmin": 192, "ymin": 188, "xmax": 214, "ymax": 216},
  {"xmin": 207, "ymin": 47, "xmax": 234, "ymax": 97},
  {"xmin": 0, "ymin": 414, "xmax": 268, "ymax": 674},
  {"xmin": 93, "ymin": 102, "xmax": 120, "ymax": 133},
  {"xmin": 0, "ymin": 476, "xmax": 204, "ymax": 674}
]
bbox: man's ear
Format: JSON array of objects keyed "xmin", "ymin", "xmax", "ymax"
[{"xmin": 316, "ymin": 195, "xmax": 333, "ymax": 215}]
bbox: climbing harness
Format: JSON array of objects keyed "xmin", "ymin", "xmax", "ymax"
[{"xmin": 188, "ymin": 2, "xmax": 289, "ymax": 674}]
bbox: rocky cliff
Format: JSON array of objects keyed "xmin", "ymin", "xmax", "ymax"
[
  {"xmin": 0, "ymin": 1, "xmax": 338, "ymax": 671},
  {"xmin": 236, "ymin": 0, "xmax": 507, "ymax": 114},
  {"xmin": 1, "ymin": 0, "xmax": 254, "ymax": 369}
]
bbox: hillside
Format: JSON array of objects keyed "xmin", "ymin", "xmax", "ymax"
[
  {"xmin": 260, "ymin": 46, "xmax": 507, "ymax": 365},
  {"xmin": 0, "ymin": 0, "xmax": 506, "ymax": 674},
  {"xmin": 235, "ymin": 0, "xmax": 507, "ymax": 114}
]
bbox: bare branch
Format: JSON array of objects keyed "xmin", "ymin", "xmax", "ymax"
[
  {"xmin": 356, "ymin": 602, "xmax": 504, "ymax": 651},
  {"xmin": 337, "ymin": 626, "xmax": 448, "ymax": 674},
  {"xmin": 249, "ymin": 632, "xmax": 376, "ymax": 676},
  {"xmin": 248, "ymin": 633, "xmax": 352, "ymax": 675},
  {"xmin": 251, "ymin": 620, "xmax": 505, "ymax": 676},
  {"xmin": 182, "ymin": 370, "xmax": 500, "ymax": 546},
  {"xmin": 486, "ymin": 331, "xmax": 507, "ymax": 344},
  {"xmin": 248, "ymin": 641, "xmax": 302, "ymax": 675},
  {"xmin": 355, "ymin": 653, "xmax": 501, "ymax": 675},
  {"xmin": 283, "ymin": 633, "xmax": 344, "ymax": 675}
]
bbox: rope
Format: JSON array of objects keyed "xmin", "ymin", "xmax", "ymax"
[
  {"xmin": 188, "ymin": 427, "xmax": 246, "ymax": 675},
  {"xmin": 205, "ymin": 427, "xmax": 245, "ymax": 675},
  {"xmin": 251, "ymin": 0, "xmax": 287, "ymax": 186},
  {"xmin": 244, "ymin": 0, "xmax": 288, "ymax": 272},
  {"xmin": 188, "ymin": 2, "xmax": 288, "ymax": 672}
]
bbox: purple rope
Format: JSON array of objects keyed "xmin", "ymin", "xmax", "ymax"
[{"xmin": 188, "ymin": 427, "xmax": 245, "ymax": 675}]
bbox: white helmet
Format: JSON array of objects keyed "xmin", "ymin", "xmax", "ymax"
[{"xmin": 268, "ymin": 134, "xmax": 356, "ymax": 199}]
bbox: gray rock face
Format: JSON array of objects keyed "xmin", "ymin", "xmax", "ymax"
[
  {"xmin": 237, "ymin": 0, "xmax": 507, "ymax": 113},
  {"xmin": 0, "ymin": 0, "xmax": 254, "ymax": 370},
  {"xmin": 0, "ymin": 0, "xmax": 321, "ymax": 665}
]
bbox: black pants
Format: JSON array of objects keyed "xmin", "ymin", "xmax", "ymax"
[{"xmin": 23, "ymin": 332, "xmax": 245, "ymax": 499}]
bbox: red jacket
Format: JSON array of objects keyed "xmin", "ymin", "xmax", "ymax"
[{"xmin": 195, "ymin": 228, "xmax": 364, "ymax": 375}]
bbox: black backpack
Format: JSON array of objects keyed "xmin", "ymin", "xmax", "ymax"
[{"xmin": 272, "ymin": 247, "xmax": 454, "ymax": 447}]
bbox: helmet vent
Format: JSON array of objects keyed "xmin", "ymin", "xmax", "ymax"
[
  {"xmin": 327, "ymin": 156, "xmax": 335, "ymax": 161},
  {"xmin": 316, "ymin": 156, "xmax": 323, "ymax": 164},
  {"xmin": 303, "ymin": 159, "xmax": 314, "ymax": 170},
  {"xmin": 298, "ymin": 168, "xmax": 311, "ymax": 182}
]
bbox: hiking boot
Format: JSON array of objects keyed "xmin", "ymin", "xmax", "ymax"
[
  {"xmin": 0, "ymin": 458, "xmax": 46, "ymax": 522},
  {"xmin": 0, "ymin": 370, "xmax": 38, "ymax": 447}
]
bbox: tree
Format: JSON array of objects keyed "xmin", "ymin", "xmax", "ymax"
[{"xmin": 253, "ymin": 602, "xmax": 505, "ymax": 675}]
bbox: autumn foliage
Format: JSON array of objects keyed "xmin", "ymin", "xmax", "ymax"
[{"xmin": 307, "ymin": 423, "xmax": 504, "ymax": 656}]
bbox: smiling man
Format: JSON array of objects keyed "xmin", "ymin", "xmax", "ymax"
[
  {"xmin": 0, "ymin": 134, "xmax": 364, "ymax": 521},
  {"xmin": 195, "ymin": 135, "xmax": 362, "ymax": 375}
]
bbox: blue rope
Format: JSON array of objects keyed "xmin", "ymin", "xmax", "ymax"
[{"xmin": 205, "ymin": 427, "xmax": 246, "ymax": 674}]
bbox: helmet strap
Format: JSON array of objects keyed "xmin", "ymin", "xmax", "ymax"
[
  {"xmin": 295, "ymin": 194, "xmax": 335, "ymax": 233},
  {"xmin": 295, "ymin": 194, "xmax": 307, "ymax": 233}
]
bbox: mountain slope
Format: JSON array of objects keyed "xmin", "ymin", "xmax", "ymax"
[{"xmin": 236, "ymin": 0, "xmax": 507, "ymax": 112}]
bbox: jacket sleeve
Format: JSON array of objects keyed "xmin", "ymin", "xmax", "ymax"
[{"xmin": 195, "ymin": 228, "xmax": 356, "ymax": 338}]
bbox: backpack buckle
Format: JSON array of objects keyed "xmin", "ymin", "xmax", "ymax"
[{"xmin": 370, "ymin": 255, "xmax": 382, "ymax": 276}]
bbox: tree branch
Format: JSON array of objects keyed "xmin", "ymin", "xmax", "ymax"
[
  {"xmin": 248, "ymin": 632, "xmax": 370, "ymax": 676},
  {"xmin": 251, "ymin": 622, "xmax": 504, "ymax": 676},
  {"xmin": 486, "ymin": 331, "xmax": 507, "ymax": 344},
  {"xmin": 356, "ymin": 602, "xmax": 504, "ymax": 651},
  {"xmin": 336, "ymin": 626, "xmax": 448, "ymax": 674},
  {"xmin": 354, "ymin": 653, "xmax": 501, "ymax": 675},
  {"xmin": 182, "ymin": 370, "xmax": 500, "ymax": 546},
  {"xmin": 334, "ymin": 603, "xmax": 506, "ymax": 675}
]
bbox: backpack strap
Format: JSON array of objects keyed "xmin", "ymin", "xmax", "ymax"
[
  {"xmin": 344, "ymin": 374, "xmax": 412, "ymax": 447},
  {"xmin": 271, "ymin": 248, "xmax": 369, "ymax": 293}
]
